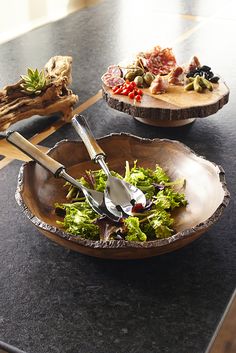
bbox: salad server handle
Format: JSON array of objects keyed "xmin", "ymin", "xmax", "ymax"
[
  {"xmin": 58, "ymin": 169, "xmax": 88, "ymax": 193},
  {"xmin": 6, "ymin": 131, "xmax": 65, "ymax": 177},
  {"xmin": 71, "ymin": 114, "xmax": 106, "ymax": 161}
]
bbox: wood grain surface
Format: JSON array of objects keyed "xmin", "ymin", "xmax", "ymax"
[
  {"xmin": 15, "ymin": 135, "xmax": 230, "ymax": 259},
  {"xmin": 102, "ymin": 81, "xmax": 229, "ymax": 126}
]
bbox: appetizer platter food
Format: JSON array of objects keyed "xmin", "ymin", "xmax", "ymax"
[
  {"xmin": 15, "ymin": 134, "xmax": 230, "ymax": 260},
  {"xmin": 102, "ymin": 45, "xmax": 229, "ymax": 126}
]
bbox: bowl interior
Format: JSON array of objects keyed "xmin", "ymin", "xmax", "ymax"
[{"xmin": 20, "ymin": 134, "xmax": 226, "ymax": 238}]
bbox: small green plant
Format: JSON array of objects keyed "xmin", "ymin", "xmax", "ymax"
[{"xmin": 20, "ymin": 68, "xmax": 47, "ymax": 95}]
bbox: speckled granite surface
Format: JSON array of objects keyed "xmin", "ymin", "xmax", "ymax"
[{"xmin": 0, "ymin": 1, "xmax": 236, "ymax": 353}]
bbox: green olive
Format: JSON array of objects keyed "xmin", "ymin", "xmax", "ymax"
[
  {"xmin": 134, "ymin": 76, "xmax": 143, "ymax": 87},
  {"xmin": 184, "ymin": 82, "xmax": 194, "ymax": 91},
  {"xmin": 201, "ymin": 77, "xmax": 213, "ymax": 91},
  {"xmin": 134, "ymin": 68, "xmax": 144, "ymax": 76},
  {"xmin": 125, "ymin": 71, "xmax": 135, "ymax": 81},
  {"xmin": 193, "ymin": 75, "xmax": 203, "ymax": 92},
  {"xmin": 143, "ymin": 72, "xmax": 154, "ymax": 86}
]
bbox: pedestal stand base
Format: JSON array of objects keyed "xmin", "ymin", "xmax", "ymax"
[{"xmin": 134, "ymin": 117, "xmax": 196, "ymax": 127}]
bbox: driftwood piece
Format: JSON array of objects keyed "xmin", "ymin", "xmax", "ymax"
[{"xmin": 0, "ymin": 56, "xmax": 78, "ymax": 131}]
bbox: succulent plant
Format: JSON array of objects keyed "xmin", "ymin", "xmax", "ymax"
[{"xmin": 20, "ymin": 68, "xmax": 48, "ymax": 95}]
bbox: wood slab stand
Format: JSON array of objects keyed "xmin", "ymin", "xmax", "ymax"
[{"xmin": 102, "ymin": 81, "xmax": 229, "ymax": 127}]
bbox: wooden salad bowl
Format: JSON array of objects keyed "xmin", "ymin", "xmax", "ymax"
[{"xmin": 15, "ymin": 134, "xmax": 230, "ymax": 259}]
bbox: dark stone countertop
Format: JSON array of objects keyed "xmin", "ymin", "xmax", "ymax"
[{"xmin": 0, "ymin": 1, "xmax": 236, "ymax": 353}]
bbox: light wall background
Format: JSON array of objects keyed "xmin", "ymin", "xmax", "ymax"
[{"xmin": 0, "ymin": 0, "xmax": 101, "ymax": 44}]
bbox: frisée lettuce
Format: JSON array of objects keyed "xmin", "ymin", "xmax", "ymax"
[{"xmin": 55, "ymin": 161, "xmax": 187, "ymax": 242}]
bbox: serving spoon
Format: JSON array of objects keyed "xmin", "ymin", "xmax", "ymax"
[
  {"xmin": 6, "ymin": 131, "xmax": 121, "ymax": 222},
  {"xmin": 71, "ymin": 114, "xmax": 146, "ymax": 216}
]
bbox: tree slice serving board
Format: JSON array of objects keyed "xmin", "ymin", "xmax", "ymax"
[{"xmin": 102, "ymin": 81, "xmax": 229, "ymax": 127}]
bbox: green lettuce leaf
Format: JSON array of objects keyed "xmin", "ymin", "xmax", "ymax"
[
  {"xmin": 124, "ymin": 217, "xmax": 147, "ymax": 242},
  {"xmin": 141, "ymin": 209, "xmax": 174, "ymax": 239},
  {"xmin": 55, "ymin": 161, "xmax": 188, "ymax": 242},
  {"xmin": 154, "ymin": 189, "xmax": 187, "ymax": 210},
  {"xmin": 55, "ymin": 201, "xmax": 100, "ymax": 239}
]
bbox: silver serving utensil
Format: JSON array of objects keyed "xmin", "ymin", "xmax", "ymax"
[
  {"xmin": 6, "ymin": 131, "xmax": 121, "ymax": 222},
  {"xmin": 0, "ymin": 339, "xmax": 28, "ymax": 353},
  {"xmin": 71, "ymin": 114, "xmax": 146, "ymax": 217}
]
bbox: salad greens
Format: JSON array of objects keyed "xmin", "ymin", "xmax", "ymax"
[
  {"xmin": 124, "ymin": 217, "xmax": 147, "ymax": 242},
  {"xmin": 55, "ymin": 201, "xmax": 100, "ymax": 239},
  {"xmin": 55, "ymin": 161, "xmax": 187, "ymax": 242}
]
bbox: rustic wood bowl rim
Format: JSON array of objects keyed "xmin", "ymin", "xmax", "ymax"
[{"xmin": 15, "ymin": 133, "xmax": 230, "ymax": 250}]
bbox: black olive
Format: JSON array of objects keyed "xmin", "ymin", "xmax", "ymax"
[
  {"xmin": 209, "ymin": 76, "xmax": 220, "ymax": 83},
  {"xmin": 200, "ymin": 65, "xmax": 211, "ymax": 72},
  {"xmin": 55, "ymin": 207, "xmax": 66, "ymax": 217},
  {"xmin": 187, "ymin": 70, "xmax": 198, "ymax": 77},
  {"xmin": 207, "ymin": 71, "xmax": 214, "ymax": 78},
  {"xmin": 186, "ymin": 72, "xmax": 192, "ymax": 78}
]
